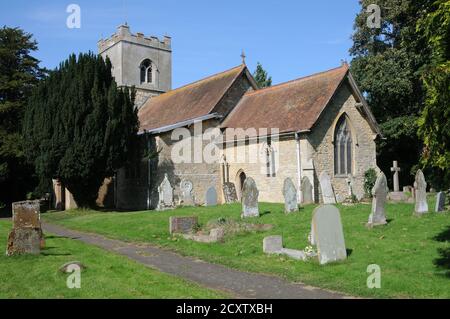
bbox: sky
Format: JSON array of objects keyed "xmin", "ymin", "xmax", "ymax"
[{"xmin": 0, "ymin": 0, "xmax": 361, "ymax": 88}]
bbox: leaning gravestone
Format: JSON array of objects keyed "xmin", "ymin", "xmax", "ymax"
[
  {"xmin": 301, "ymin": 176, "xmax": 313, "ymax": 204},
  {"xmin": 241, "ymin": 177, "xmax": 259, "ymax": 218},
  {"xmin": 180, "ymin": 179, "xmax": 195, "ymax": 206},
  {"xmin": 311, "ymin": 205, "xmax": 347, "ymax": 265},
  {"xmin": 157, "ymin": 174, "xmax": 174, "ymax": 211},
  {"xmin": 6, "ymin": 200, "xmax": 45, "ymax": 256},
  {"xmin": 205, "ymin": 187, "xmax": 218, "ymax": 206},
  {"xmin": 222, "ymin": 182, "xmax": 238, "ymax": 203},
  {"xmin": 319, "ymin": 171, "xmax": 336, "ymax": 204},
  {"xmin": 169, "ymin": 216, "xmax": 198, "ymax": 234},
  {"xmin": 414, "ymin": 170, "xmax": 429, "ymax": 215},
  {"xmin": 435, "ymin": 191, "xmax": 446, "ymax": 213},
  {"xmin": 367, "ymin": 172, "xmax": 388, "ymax": 227},
  {"xmin": 283, "ymin": 178, "xmax": 297, "ymax": 213}
]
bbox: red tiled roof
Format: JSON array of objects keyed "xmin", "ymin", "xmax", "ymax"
[
  {"xmin": 138, "ymin": 65, "xmax": 247, "ymax": 132},
  {"xmin": 221, "ymin": 64, "xmax": 350, "ymax": 138}
]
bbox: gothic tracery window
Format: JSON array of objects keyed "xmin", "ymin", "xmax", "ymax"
[
  {"xmin": 263, "ymin": 142, "xmax": 276, "ymax": 177},
  {"xmin": 140, "ymin": 59, "xmax": 153, "ymax": 84},
  {"xmin": 334, "ymin": 115, "xmax": 353, "ymax": 176}
]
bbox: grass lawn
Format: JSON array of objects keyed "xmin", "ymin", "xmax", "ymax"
[
  {"xmin": 42, "ymin": 200, "xmax": 450, "ymax": 299},
  {"xmin": 0, "ymin": 220, "xmax": 228, "ymax": 298}
]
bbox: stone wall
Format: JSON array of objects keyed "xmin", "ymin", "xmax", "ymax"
[
  {"xmin": 223, "ymin": 136, "xmax": 299, "ymax": 203},
  {"xmin": 308, "ymin": 81, "xmax": 378, "ymax": 202}
]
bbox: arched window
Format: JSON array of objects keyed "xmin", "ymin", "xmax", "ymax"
[
  {"xmin": 334, "ymin": 115, "xmax": 353, "ymax": 176},
  {"xmin": 140, "ymin": 59, "xmax": 153, "ymax": 84}
]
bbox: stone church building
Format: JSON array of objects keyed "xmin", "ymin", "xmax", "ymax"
[{"xmin": 53, "ymin": 25, "xmax": 382, "ymax": 210}]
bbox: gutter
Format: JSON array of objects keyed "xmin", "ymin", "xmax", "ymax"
[{"xmin": 139, "ymin": 113, "xmax": 223, "ymax": 135}]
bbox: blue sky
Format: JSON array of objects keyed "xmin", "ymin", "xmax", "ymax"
[{"xmin": 1, "ymin": 0, "xmax": 361, "ymax": 88}]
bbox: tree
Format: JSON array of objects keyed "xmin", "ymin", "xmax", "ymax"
[
  {"xmin": 253, "ymin": 62, "xmax": 272, "ymax": 88},
  {"xmin": 23, "ymin": 52, "xmax": 139, "ymax": 207},
  {"xmin": 0, "ymin": 26, "xmax": 45, "ymax": 211},
  {"xmin": 349, "ymin": 0, "xmax": 432, "ymax": 187},
  {"xmin": 417, "ymin": 0, "xmax": 450, "ymax": 188}
]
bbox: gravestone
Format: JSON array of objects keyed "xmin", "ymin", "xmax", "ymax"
[
  {"xmin": 367, "ymin": 172, "xmax": 388, "ymax": 227},
  {"xmin": 169, "ymin": 216, "xmax": 198, "ymax": 234},
  {"xmin": 263, "ymin": 236, "xmax": 283, "ymax": 254},
  {"xmin": 301, "ymin": 176, "xmax": 313, "ymax": 204},
  {"xmin": 205, "ymin": 187, "xmax": 218, "ymax": 206},
  {"xmin": 6, "ymin": 200, "xmax": 45, "ymax": 256},
  {"xmin": 435, "ymin": 191, "xmax": 446, "ymax": 212},
  {"xmin": 157, "ymin": 174, "xmax": 174, "ymax": 211},
  {"xmin": 389, "ymin": 161, "xmax": 408, "ymax": 201},
  {"xmin": 180, "ymin": 179, "xmax": 195, "ymax": 206},
  {"xmin": 311, "ymin": 205, "xmax": 347, "ymax": 265},
  {"xmin": 414, "ymin": 170, "xmax": 429, "ymax": 215},
  {"xmin": 241, "ymin": 177, "xmax": 259, "ymax": 218},
  {"xmin": 283, "ymin": 178, "xmax": 297, "ymax": 213},
  {"xmin": 319, "ymin": 171, "xmax": 336, "ymax": 204},
  {"xmin": 222, "ymin": 182, "xmax": 238, "ymax": 203},
  {"xmin": 262, "ymin": 236, "xmax": 307, "ymax": 260}
]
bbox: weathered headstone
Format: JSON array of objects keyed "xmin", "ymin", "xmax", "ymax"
[
  {"xmin": 283, "ymin": 178, "xmax": 297, "ymax": 213},
  {"xmin": 222, "ymin": 182, "xmax": 238, "ymax": 203},
  {"xmin": 6, "ymin": 200, "xmax": 44, "ymax": 256},
  {"xmin": 435, "ymin": 191, "xmax": 446, "ymax": 213},
  {"xmin": 169, "ymin": 216, "xmax": 198, "ymax": 234},
  {"xmin": 311, "ymin": 205, "xmax": 347, "ymax": 265},
  {"xmin": 367, "ymin": 172, "xmax": 388, "ymax": 227},
  {"xmin": 319, "ymin": 171, "xmax": 336, "ymax": 204},
  {"xmin": 157, "ymin": 174, "xmax": 174, "ymax": 211},
  {"xmin": 301, "ymin": 176, "xmax": 313, "ymax": 204},
  {"xmin": 414, "ymin": 169, "xmax": 429, "ymax": 215},
  {"xmin": 180, "ymin": 179, "xmax": 195, "ymax": 206},
  {"xmin": 262, "ymin": 235, "xmax": 307, "ymax": 260},
  {"xmin": 205, "ymin": 187, "xmax": 218, "ymax": 206},
  {"xmin": 241, "ymin": 177, "xmax": 259, "ymax": 218},
  {"xmin": 263, "ymin": 236, "xmax": 283, "ymax": 254}
]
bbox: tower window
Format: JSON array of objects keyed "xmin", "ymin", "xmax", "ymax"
[{"xmin": 140, "ymin": 59, "xmax": 153, "ymax": 84}]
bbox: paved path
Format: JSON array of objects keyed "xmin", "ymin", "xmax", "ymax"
[{"xmin": 42, "ymin": 222, "xmax": 349, "ymax": 299}]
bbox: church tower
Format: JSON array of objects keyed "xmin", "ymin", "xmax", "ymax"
[{"xmin": 98, "ymin": 24, "xmax": 172, "ymax": 108}]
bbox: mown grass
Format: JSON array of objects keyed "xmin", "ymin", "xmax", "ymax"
[
  {"xmin": 42, "ymin": 200, "xmax": 450, "ymax": 298},
  {"xmin": 0, "ymin": 220, "xmax": 228, "ymax": 298}
]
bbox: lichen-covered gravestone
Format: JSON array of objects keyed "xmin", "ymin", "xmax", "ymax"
[
  {"xmin": 311, "ymin": 205, "xmax": 347, "ymax": 265},
  {"xmin": 6, "ymin": 200, "xmax": 45, "ymax": 256},
  {"xmin": 180, "ymin": 179, "xmax": 195, "ymax": 206},
  {"xmin": 435, "ymin": 192, "xmax": 446, "ymax": 213},
  {"xmin": 205, "ymin": 187, "xmax": 218, "ymax": 206},
  {"xmin": 283, "ymin": 178, "xmax": 298, "ymax": 213},
  {"xmin": 301, "ymin": 176, "xmax": 313, "ymax": 204},
  {"xmin": 319, "ymin": 171, "xmax": 336, "ymax": 204},
  {"xmin": 169, "ymin": 216, "xmax": 199, "ymax": 234},
  {"xmin": 157, "ymin": 174, "xmax": 174, "ymax": 211},
  {"xmin": 241, "ymin": 177, "xmax": 259, "ymax": 218},
  {"xmin": 222, "ymin": 182, "xmax": 238, "ymax": 203},
  {"xmin": 367, "ymin": 172, "xmax": 388, "ymax": 227},
  {"xmin": 414, "ymin": 170, "xmax": 429, "ymax": 215}
]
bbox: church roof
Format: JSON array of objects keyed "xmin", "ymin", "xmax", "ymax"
[
  {"xmin": 138, "ymin": 64, "xmax": 250, "ymax": 133},
  {"xmin": 221, "ymin": 64, "xmax": 354, "ymax": 138}
]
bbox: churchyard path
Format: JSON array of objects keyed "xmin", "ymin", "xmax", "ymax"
[{"xmin": 42, "ymin": 222, "xmax": 351, "ymax": 299}]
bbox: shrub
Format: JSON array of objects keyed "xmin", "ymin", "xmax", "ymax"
[{"xmin": 364, "ymin": 168, "xmax": 378, "ymax": 198}]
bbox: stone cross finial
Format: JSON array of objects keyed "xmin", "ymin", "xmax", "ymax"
[
  {"xmin": 241, "ymin": 50, "xmax": 246, "ymax": 65},
  {"xmin": 390, "ymin": 161, "xmax": 401, "ymax": 192}
]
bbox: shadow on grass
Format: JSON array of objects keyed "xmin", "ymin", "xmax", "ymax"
[
  {"xmin": 346, "ymin": 249, "xmax": 353, "ymax": 257},
  {"xmin": 260, "ymin": 211, "xmax": 271, "ymax": 217},
  {"xmin": 433, "ymin": 225, "xmax": 450, "ymax": 277}
]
